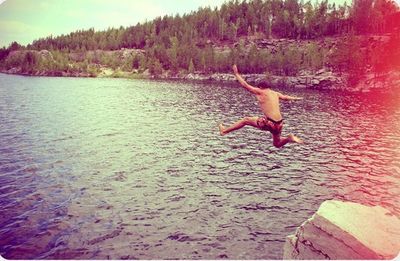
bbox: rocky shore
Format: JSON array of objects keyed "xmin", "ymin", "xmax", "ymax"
[
  {"xmin": 159, "ymin": 68, "xmax": 400, "ymax": 92},
  {"xmin": 2, "ymin": 66, "xmax": 399, "ymax": 93},
  {"xmin": 2, "ymin": 34, "xmax": 399, "ymax": 92},
  {"xmin": 283, "ymin": 200, "xmax": 400, "ymax": 260},
  {"xmin": 177, "ymin": 69, "xmax": 345, "ymax": 90}
]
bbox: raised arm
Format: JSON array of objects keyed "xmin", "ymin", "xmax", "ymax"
[
  {"xmin": 232, "ymin": 65, "xmax": 262, "ymax": 95},
  {"xmin": 277, "ymin": 91, "xmax": 303, "ymax": 101}
]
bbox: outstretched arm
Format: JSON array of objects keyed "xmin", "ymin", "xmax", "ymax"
[
  {"xmin": 232, "ymin": 65, "xmax": 262, "ymax": 95},
  {"xmin": 277, "ymin": 92, "xmax": 303, "ymax": 101}
]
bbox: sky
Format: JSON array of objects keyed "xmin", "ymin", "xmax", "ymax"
[
  {"xmin": 0, "ymin": 0, "xmax": 398, "ymax": 48},
  {"xmin": 0, "ymin": 0, "xmax": 228, "ymax": 48}
]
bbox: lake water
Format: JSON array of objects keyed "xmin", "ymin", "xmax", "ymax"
[{"xmin": 0, "ymin": 73, "xmax": 399, "ymax": 259}]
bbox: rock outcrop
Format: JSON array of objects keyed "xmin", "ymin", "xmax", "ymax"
[
  {"xmin": 2, "ymin": 36, "xmax": 399, "ymax": 92},
  {"xmin": 283, "ymin": 200, "xmax": 400, "ymax": 260},
  {"xmin": 176, "ymin": 69, "xmax": 344, "ymax": 90}
]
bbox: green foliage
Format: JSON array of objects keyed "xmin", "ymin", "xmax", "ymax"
[
  {"xmin": 282, "ymin": 48, "xmax": 303, "ymax": 76},
  {"xmin": 9, "ymin": 41, "xmax": 22, "ymax": 51},
  {"xmin": 121, "ymin": 56, "xmax": 133, "ymax": 71},
  {"xmin": 21, "ymin": 51, "xmax": 39, "ymax": 72},
  {"xmin": 14, "ymin": 0, "xmax": 397, "ymax": 54},
  {"xmin": 110, "ymin": 69, "xmax": 125, "ymax": 78},
  {"xmin": 304, "ymin": 43, "xmax": 325, "ymax": 72},
  {"xmin": 132, "ymin": 54, "xmax": 141, "ymax": 69},
  {"xmin": 330, "ymin": 33, "xmax": 367, "ymax": 85},
  {"xmin": 0, "ymin": 48, "xmax": 9, "ymax": 62},
  {"xmin": 87, "ymin": 64, "xmax": 99, "ymax": 77},
  {"xmin": 167, "ymin": 36, "xmax": 179, "ymax": 72},
  {"xmin": 3, "ymin": 51, "xmax": 25, "ymax": 69},
  {"xmin": 350, "ymin": 0, "xmax": 398, "ymax": 34},
  {"xmin": 138, "ymin": 55, "xmax": 148, "ymax": 71},
  {"xmin": 1, "ymin": 0, "xmax": 399, "ymax": 80},
  {"xmin": 188, "ymin": 58, "xmax": 195, "ymax": 73},
  {"xmin": 247, "ymin": 44, "xmax": 261, "ymax": 73},
  {"xmin": 149, "ymin": 58, "xmax": 163, "ymax": 75}
]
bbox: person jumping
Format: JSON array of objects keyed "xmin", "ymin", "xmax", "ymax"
[{"xmin": 219, "ymin": 65, "xmax": 304, "ymax": 148}]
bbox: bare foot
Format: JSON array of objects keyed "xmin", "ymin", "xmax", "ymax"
[
  {"xmin": 219, "ymin": 123, "xmax": 226, "ymax": 136},
  {"xmin": 288, "ymin": 134, "xmax": 304, "ymax": 144}
]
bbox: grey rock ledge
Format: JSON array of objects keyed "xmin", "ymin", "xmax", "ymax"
[{"xmin": 283, "ymin": 200, "xmax": 400, "ymax": 260}]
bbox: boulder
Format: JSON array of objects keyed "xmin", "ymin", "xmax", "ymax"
[
  {"xmin": 311, "ymin": 79, "xmax": 320, "ymax": 85},
  {"xmin": 184, "ymin": 73, "xmax": 210, "ymax": 81},
  {"xmin": 7, "ymin": 67, "xmax": 20, "ymax": 74},
  {"xmin": 294, "ymin": 84, "xmax": 307, "ymax": 89},
  {"xmin": 142, "ymin": 69, "xmax": 150, "ymax": 77},
  {"xmin": 39, "ymin": 50, "xmax": 53, "ymax": 60},
  {"xmin": 210, "ymin": 73, "xmax": 236, "ymax": 81},
  {"xmin": 298, "ymin": 77, "xmax": 308, "ymax": 85},
  {"xmin": 185, "ymin": 73, "xmax": 196, "ymax": 80},
  {"xmin": 283, "ymin": 200, "xmax": 400, "ymax": 260},
  {"xmin": 316, "ymin": 68, "xmax": 327, "ymax": 75}
]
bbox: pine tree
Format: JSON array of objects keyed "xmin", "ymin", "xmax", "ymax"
[{"xmin": 188, "ymin": 58, "xmax": 195, "ymax": 73}]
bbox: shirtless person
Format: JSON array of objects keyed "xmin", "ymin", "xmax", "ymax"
[{"xmin": 219, "ymin": 65, "xmax": 303, "ymax": 148}]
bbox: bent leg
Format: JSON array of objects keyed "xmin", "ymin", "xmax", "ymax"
[
  {"xmin": 219, "ymin": 117, "xmax": 259, "ymax": 136},
  {"xmin": 272, "ymin": 133, "xmax": 303, "ymax": 148}
]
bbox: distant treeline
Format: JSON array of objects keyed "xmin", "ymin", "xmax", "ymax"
[
  {"xmin": 0, "ymin": 0, "xmax": 399, "ymax": 81},
  {"xmin": 22, "ymin": 0, "xmax": 400, "ymax": 51}
]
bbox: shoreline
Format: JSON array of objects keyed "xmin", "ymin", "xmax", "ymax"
[
  {"xmin": 2, "ymin": 34, "xmax": 398, "ymax": 93},
  {"xmin": 2, "ymin": 68, "xmax": 399, "ymax": 93}
]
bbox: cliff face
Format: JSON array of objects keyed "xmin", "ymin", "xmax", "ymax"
[
  {"xmin": 1, "ymin": 36, "xmax": 399, "ymax": 92},
  {"xmin": 283, "ymin": 200, "xmax": 400, "ymax": 260}
]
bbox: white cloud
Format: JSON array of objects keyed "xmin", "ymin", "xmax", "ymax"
[
  {"xmin": 61, "ymin": 1, "xmax": 165, "ymax": 30},
  {"xmin": 39, "ymin": 1, "xmax": 50, "ymax": 9},
  {"xmin": 0, "ymin": 20, "xmax": 46, "ymax": 46},
  {"xmin": 66, "ymin": 8, "xmax": 86, "ymax": 19},
  {"xmin": 0, "ymin": 20, "xmax": 41, "ymax": 34}
]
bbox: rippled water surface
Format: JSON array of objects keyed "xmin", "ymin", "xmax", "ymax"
[{"xmin": 0, "ymin": 73, "xmax": 399, "ymax": 259}]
